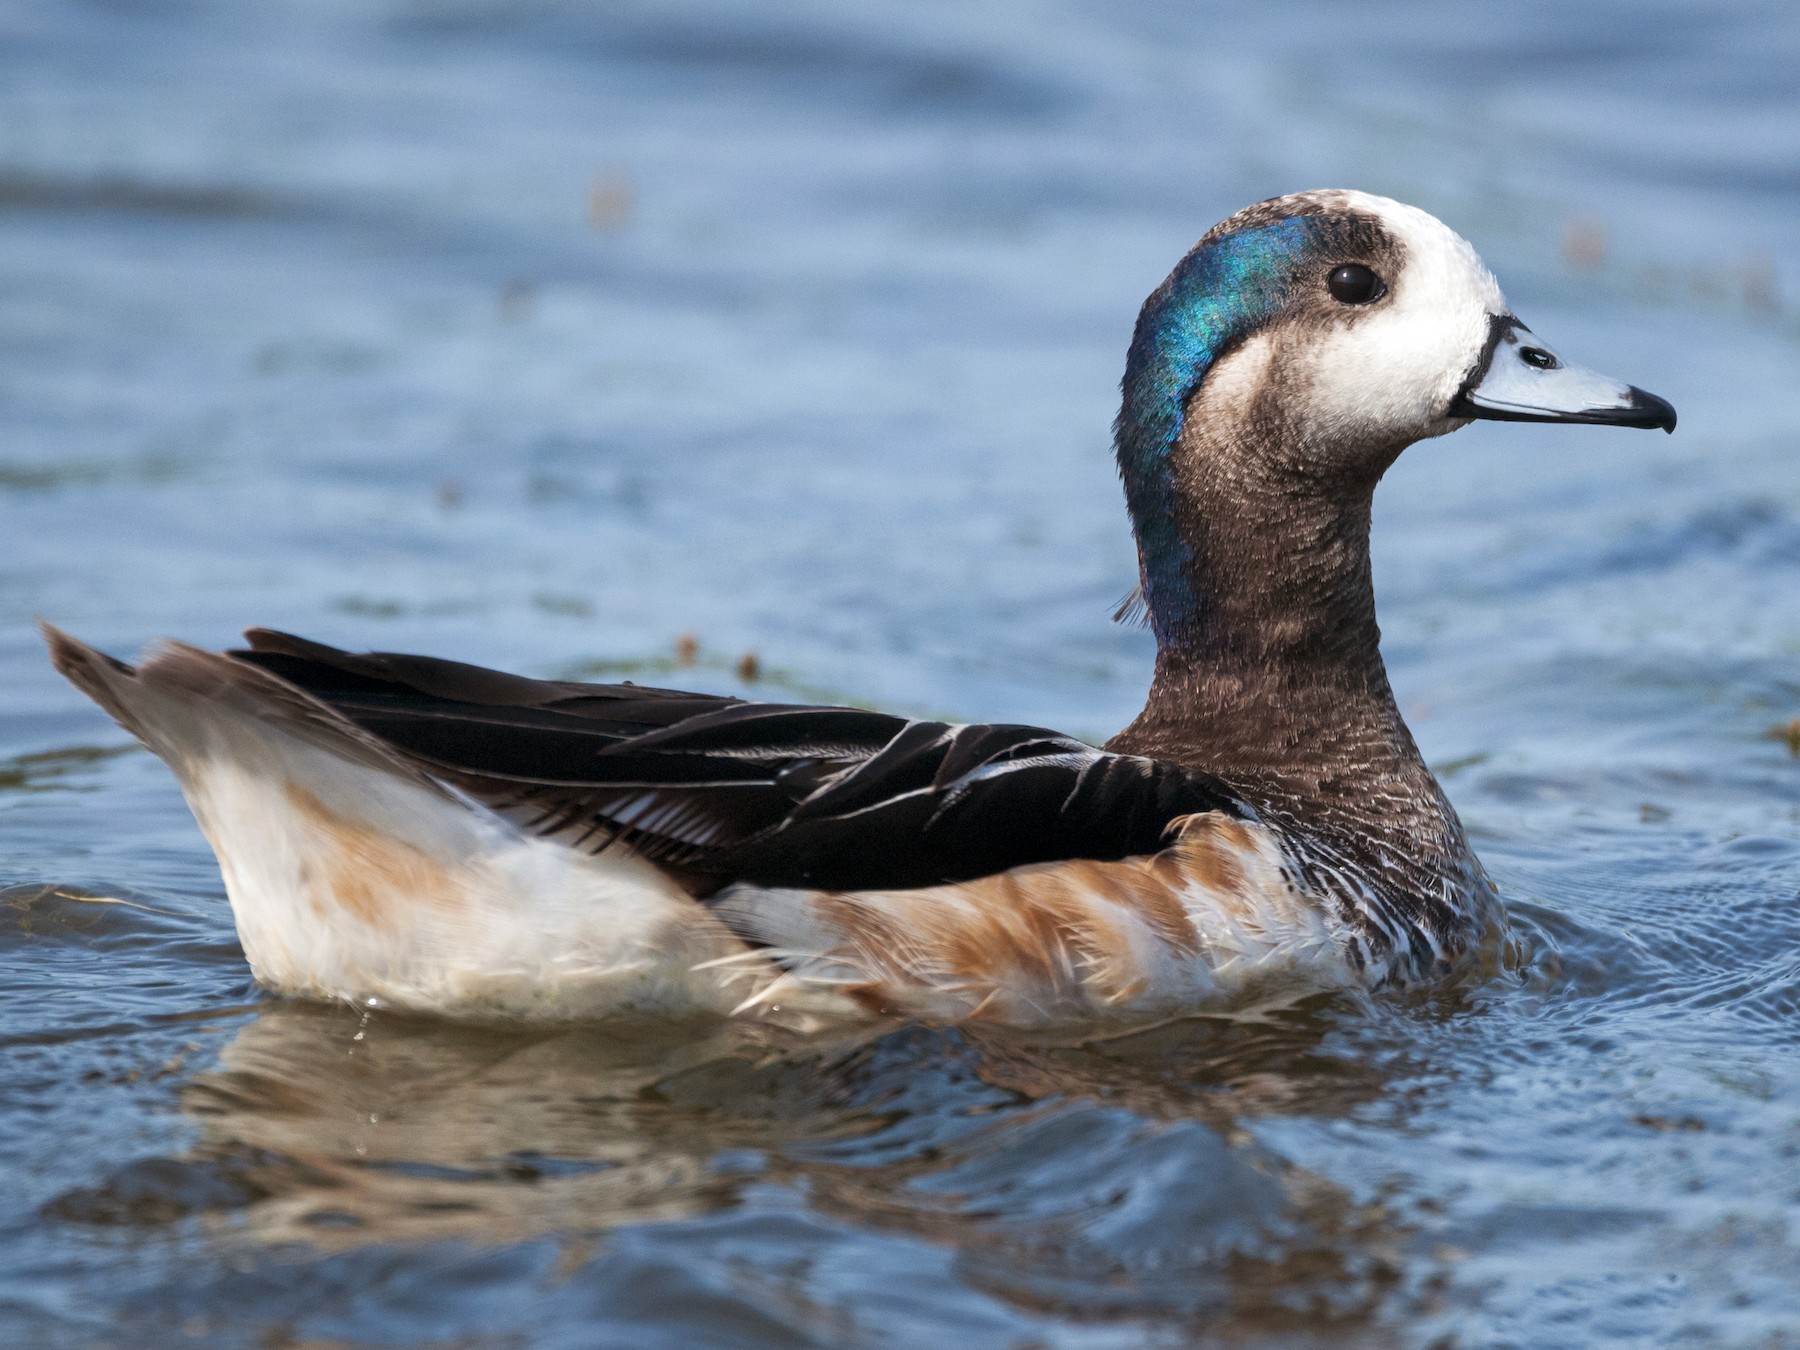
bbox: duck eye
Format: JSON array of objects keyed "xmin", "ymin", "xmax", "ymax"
[{"xmin": 1327, "ymin": 264, "xmax": 1385, "ymax": 305}]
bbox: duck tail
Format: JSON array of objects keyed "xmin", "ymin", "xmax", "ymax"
[
  {"xmin": 41, "ymin": 621, "xmax": 439, "ymax": 788},
  {"xmin": 39, "ymin": 623, "xmax": 766, "ymax": 1019}
]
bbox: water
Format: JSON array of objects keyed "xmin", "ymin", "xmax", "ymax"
[{"xmin": 2, "ymin": 0, "xmax": 1798, "ymax": 1343}]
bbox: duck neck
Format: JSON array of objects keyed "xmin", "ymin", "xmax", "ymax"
[
  {"xmin": 1110, "ymin": 412, "xmax": 1427, "ymax": 805},
  {"xmin": 1161, "ymin": 455, "xmax": 1387, "ymax": 689}
]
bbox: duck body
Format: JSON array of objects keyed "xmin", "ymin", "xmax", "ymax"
[
  {"xmin": 44, "ymin": 628, "xmax": 1380, "ymax": 1024},
  {"xmin": 45, "ymin": 190, "xmax": 1673, "ymax": 1026}
]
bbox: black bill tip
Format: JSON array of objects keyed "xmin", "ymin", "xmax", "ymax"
[{"xmin": 1626, "ymin": 386, "xmax": 1678, "ymax": 434}]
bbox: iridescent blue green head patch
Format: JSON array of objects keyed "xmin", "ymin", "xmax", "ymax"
[{"xmin": 1114, "ymin": 212, "xmax": 1336, "ymax": 645}]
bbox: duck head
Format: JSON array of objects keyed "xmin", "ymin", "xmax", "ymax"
[{"xmin": 1117, "ymin": 189, "xmax": 1676, "ymax": 652}]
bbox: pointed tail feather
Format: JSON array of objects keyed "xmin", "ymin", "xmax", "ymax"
[{"xmin": 42, "ymin": 621, "xmax": 443, "ymax": 790}]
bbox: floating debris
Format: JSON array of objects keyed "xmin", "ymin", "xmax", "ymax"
[
  {"xmin": 0, "ymin": 169, "xmax": 275, "ymax": 218},
  {"xmin": 587, "ymin": 173, "xmax": 634, "ymax": 230},
  {"xmin": 1766, "ymin": 718, "xmax": 1800, "ymax": 757},
  {"xmin": 0, "ymin": 743, "xmax": 138, "ymax": 794},
  {"xmin": 331, "ymin": 596, "xmax": 405, "ymax": 618},
  {"xmin": 0, "ymin": 452, "xmax": 189, "ymax": 493},
  {"xmin": 737, "ymin": 650, "xmax": 761, "ymax": 682},
  {"xmin": 1563, "ymin": 217, "xmax": 1607, "ymax": 271},
  {"xmin": 674, "ymin": 633, "xmax": 698, "ymax": 666},
  {"xmin": 532, "ymin": 593, "xmax": 593, "ymax": 619},
  {"xmin": 1431, "ymin": 751, "xmax": 1491, "ymax": 779},
  {"xmin": 1631, "ymin": 1113, "xmax": 1707, "ymax": 1133}
]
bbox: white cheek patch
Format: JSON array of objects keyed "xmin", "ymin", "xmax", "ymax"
[
  {"xmin": 1188, "ymin": 329, "xmax": 1276, "ymax": 428},
  {"xmin": 1286, "ymin": 193, "xmax": 1506, "ymax": 444}
]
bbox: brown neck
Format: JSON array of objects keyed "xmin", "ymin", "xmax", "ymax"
[{"xmin": 1107, "ymin": 405, "xmax": 1437, "ymax": 822}]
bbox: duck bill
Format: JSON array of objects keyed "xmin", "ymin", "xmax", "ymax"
[{"xmin": 1448, "ymin": 315, "xmax": 1676, "ymax": 432}]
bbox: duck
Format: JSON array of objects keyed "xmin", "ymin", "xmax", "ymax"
[{"xmin": 44, "ymin": 190, "xmax": 1676, "ymax": 1027}]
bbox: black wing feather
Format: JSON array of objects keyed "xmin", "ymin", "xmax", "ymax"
[{"xmin": 232, "ymin": 630, "xmax": 1247, "ymax": 894}]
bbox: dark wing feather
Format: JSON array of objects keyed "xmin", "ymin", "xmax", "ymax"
[{"xmin": 232, "ymin": 630, "xmax": 1247, "ymax": 894}]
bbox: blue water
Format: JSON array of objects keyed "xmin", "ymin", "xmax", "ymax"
[{"xmin": 3, "ymin": 1, "xmax": 1799, "ymax": 1344}]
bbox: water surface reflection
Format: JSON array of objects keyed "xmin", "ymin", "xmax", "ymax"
[{"xmin": 48, "ymin": 999, "xmax": 1457, "ymax": 1339}]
